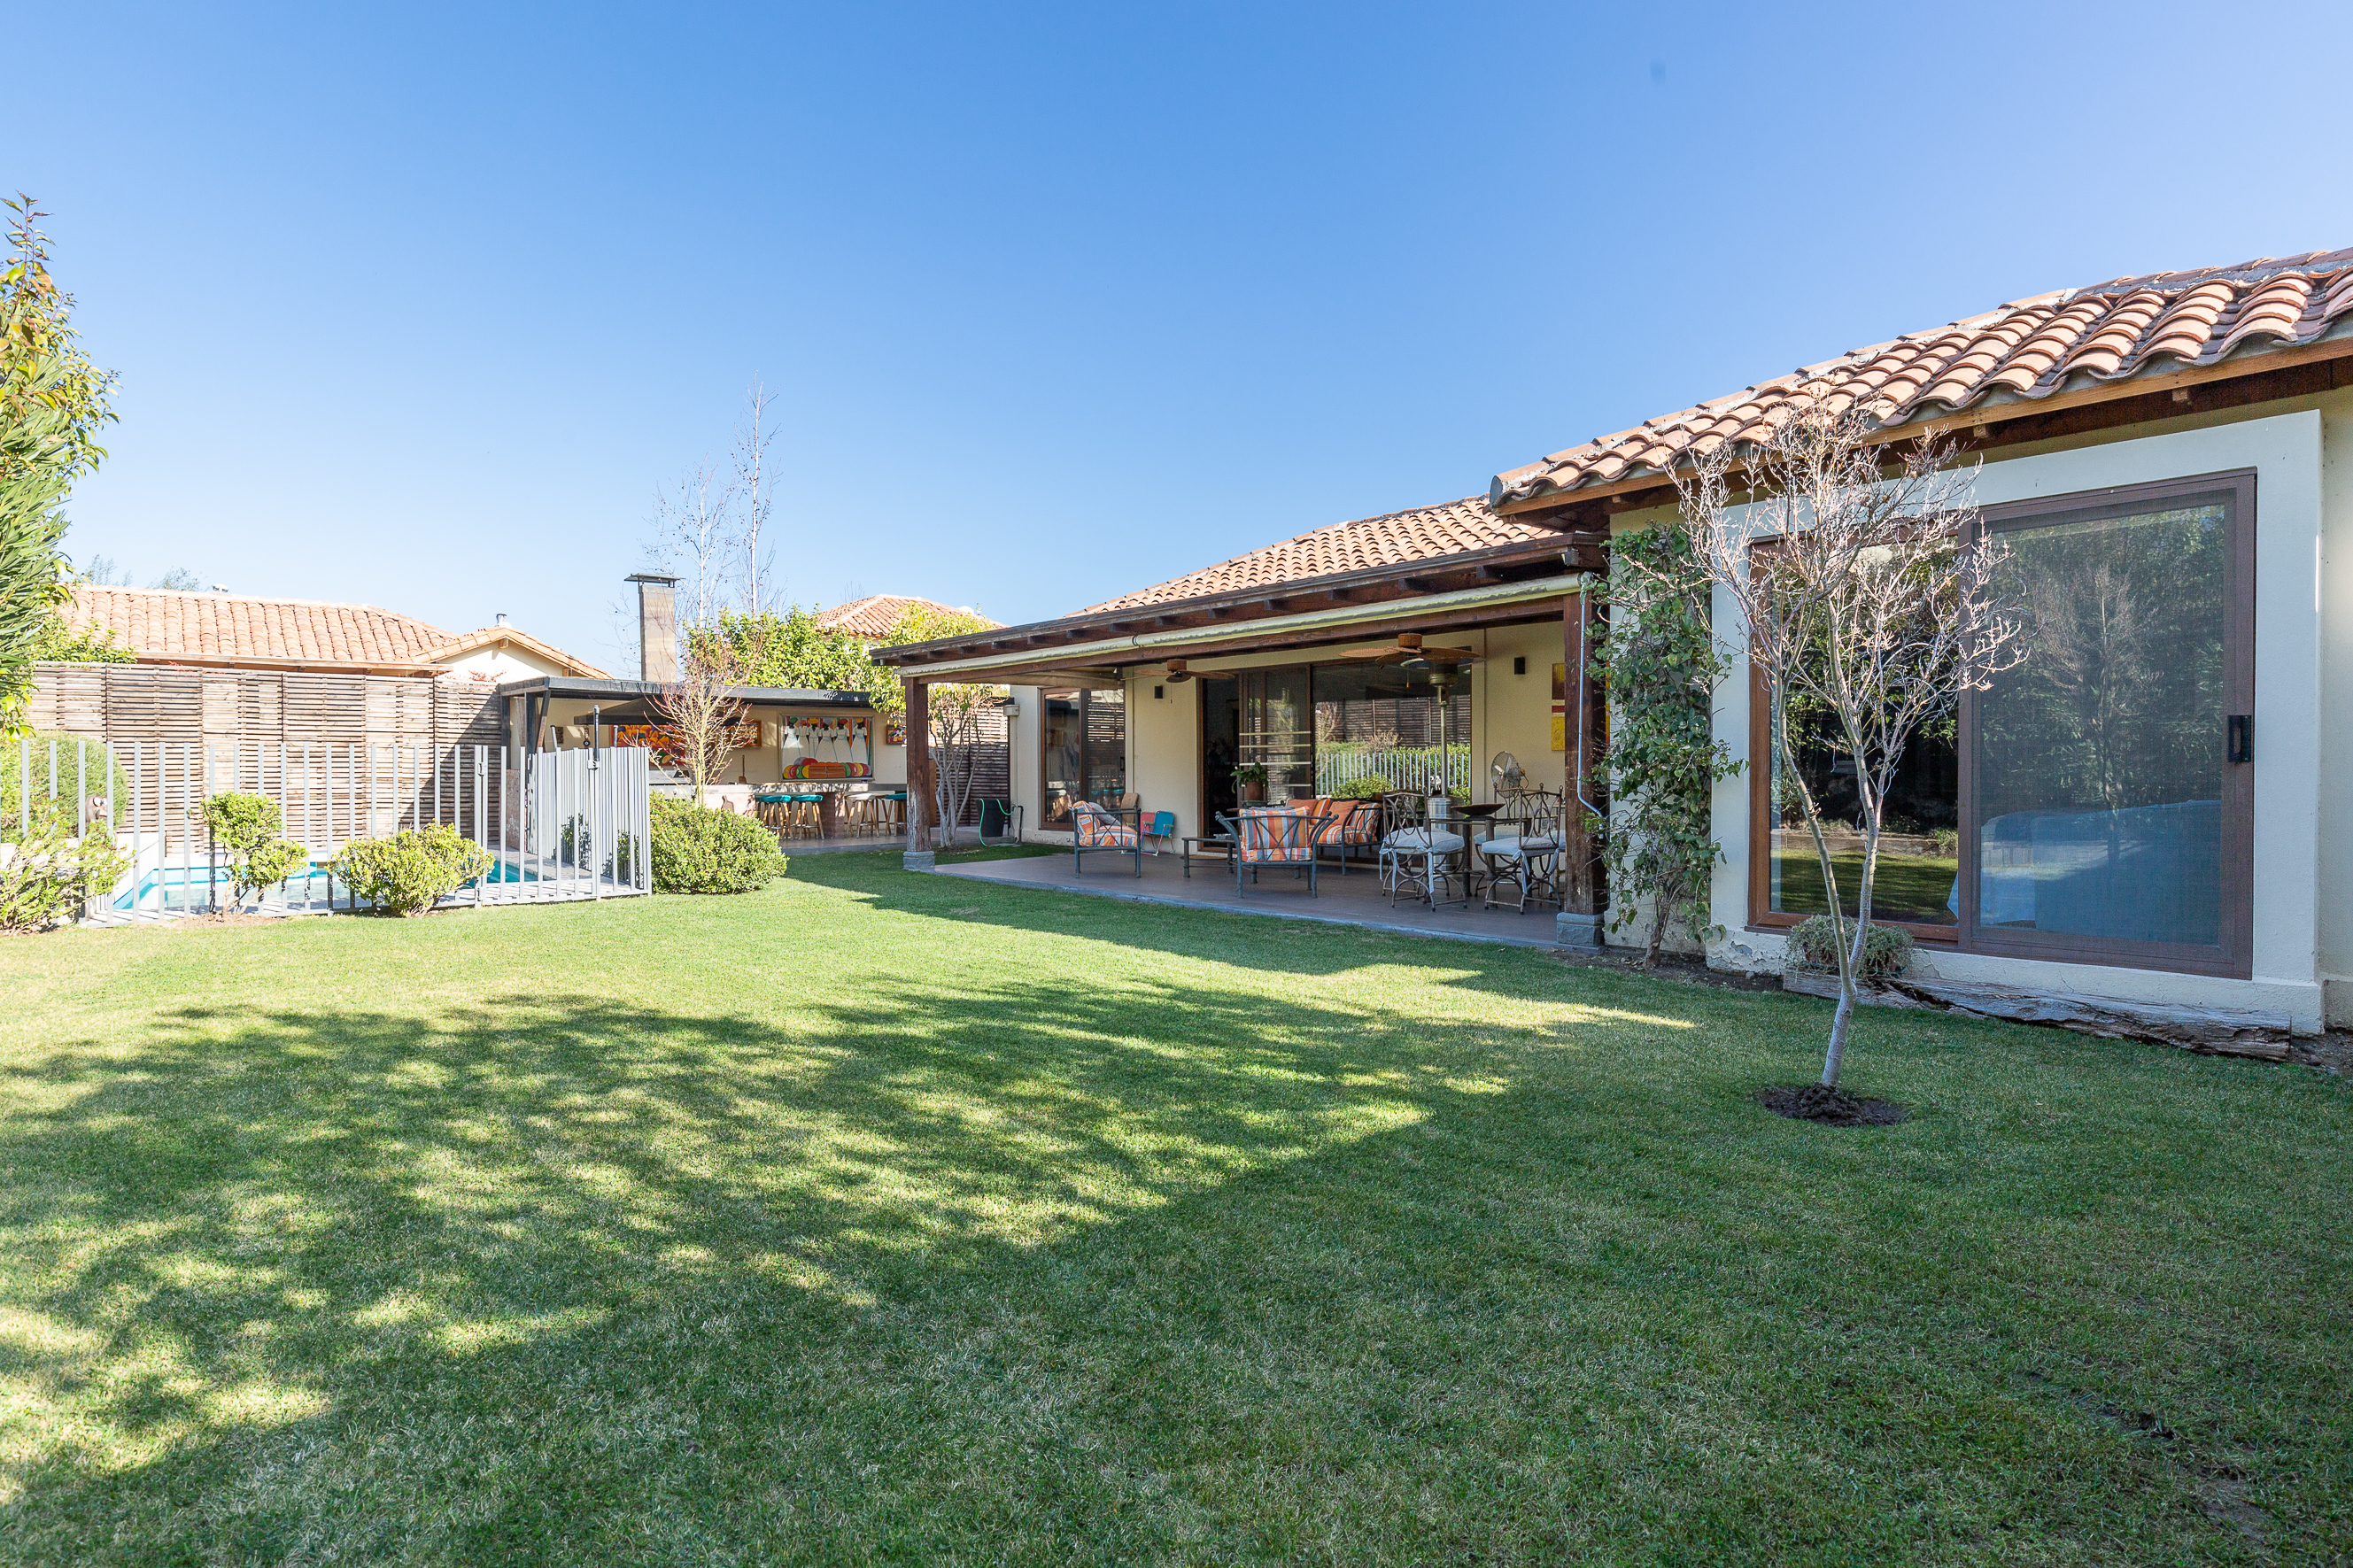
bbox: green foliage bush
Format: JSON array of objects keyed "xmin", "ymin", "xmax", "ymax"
[
  {"xmin": 1330, "ymin": 776, "xmax": 1389, "ymax": 800},
  {"xmin": 334, "ymin": 823, "xmax": 491, "ymax": 917},
  {"xmin": 1786, "ymin": 914, "xmax": 1914, "ymax": 978},
  {"xmin": 0, "ymin": 731, "xmax": 129, "ymax": 829},
  {"xmin": 0, "ymin": 793, "xmax": 128, "ymax": 932},
  {"xmin": 201, "ymin": 791, "xmax": 308, "ymax": 906},
  {"xmin": 650, "ymin": 798, "xmax": 786, "ymax": 894}
]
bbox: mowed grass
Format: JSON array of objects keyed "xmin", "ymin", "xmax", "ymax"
[{"xmin": 0, "ymin": 854, "xmax": 2347, "ymax": 1565}]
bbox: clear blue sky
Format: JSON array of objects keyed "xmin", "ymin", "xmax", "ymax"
[{"xmin": 19, "ymin": 2, "xmax": 2353, "ymax": 671}]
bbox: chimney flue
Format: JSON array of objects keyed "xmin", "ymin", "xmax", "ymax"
[{"xmin": 627, "ymin": 573, "xmax": 680, "ymax": 683}]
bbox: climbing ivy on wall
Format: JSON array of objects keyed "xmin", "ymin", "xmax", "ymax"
[{"xmin": 1598, "ymin": 518, "xmax": 1743, "ymax": 967}]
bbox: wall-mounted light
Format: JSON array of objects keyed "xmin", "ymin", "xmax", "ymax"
[
  {"xmin": 1153, "ymin": 684, "xmax": 1164, "ymax": 699},
  {"xmin": 1513, "ymin": 656, "xmax": 1527, "ymax": 676}
]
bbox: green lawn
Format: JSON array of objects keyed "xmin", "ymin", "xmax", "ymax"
[{"xmin": 1, "ymin": 853, "xmax": 2346, "ymax": 1564}]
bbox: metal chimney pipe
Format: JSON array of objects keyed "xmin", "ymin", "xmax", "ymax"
[{"xmin": 628, "ymin": 573, "xmax": 679, "ymax": 683}]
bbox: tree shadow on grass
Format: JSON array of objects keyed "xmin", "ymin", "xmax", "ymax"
[
  {"xmin": 4, "ymin": 956, "xmax": 2342, "ymax": 1562},
  {"xmin": 0, "ymin": 969, "xmax": 1738, "ymax": 1563}
]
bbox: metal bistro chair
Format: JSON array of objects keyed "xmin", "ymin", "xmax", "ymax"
[
  {"xmin": 1069, "ymin": 800, "xmax": 1142, "ymax": 877},
  {"xmin": 1217, "ymin": 807, "xmax": 1325, "ymax": 897},
  {"xmin": 1378, "ymin": 791, "xmax": 1467, "ymax": 908},
  {"xmin": 1478, "ymin": 788, "xmax": 1565, "ymax": 914}
]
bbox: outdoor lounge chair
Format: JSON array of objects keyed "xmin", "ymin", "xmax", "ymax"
[
  {"xmin": 1215, "ymin": 807, "xmax": 1327, "ymax": 897},
  {"xmin": 1302, "ymin": 797, "xmax": 1381, "ymax": 874},
  {"xmin": 1070, "ymin": 800, "xmax": 1142, "ymax": 877}
]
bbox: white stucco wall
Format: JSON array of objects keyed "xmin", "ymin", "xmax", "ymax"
[
  {"xmin": 1707, "ymin": 403, "xmax": 2333, "ymax": 1031},
  {"xmin": 1126, "ymin": 668, "xmax": 1202, "ymax": 838},
  {"xmin": 433, "ymin": 638, "xmax": 574, "ymax": 684}
]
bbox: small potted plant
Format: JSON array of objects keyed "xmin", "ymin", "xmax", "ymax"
[{"xmin": 1234, "ymin": 764, "xmax": 1268, "ymax": 803}]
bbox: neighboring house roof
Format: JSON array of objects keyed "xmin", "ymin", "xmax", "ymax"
[
  {"xmin": 1493, "ymin": 244, "xmax": 2353, "ymax": 507},
  {"xmin": 61, "ymin": 585, "xmax": 602, "ymax": 677},
  {"xmin": 66, "ymin": 584, "xmax": 455, "ymax": 669},
  {"xmin": 1082, "ymin": 496, "xmax": 1560, "ymax": 613},
  {"xmin": 422, "ymin": 624, "xmax": 608, "ymax": 679},
  {"xmin": 816, "ymin": 595, "xmax": 997, "ymax": 638}
]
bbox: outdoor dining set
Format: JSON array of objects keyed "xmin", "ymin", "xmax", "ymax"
[
  {"xmin": 1066, "ymin": 788, "xmax": 1570, "ymax": 915},
  {"xmin": 749, "ymin": 784, "xmax": 908, "ymax": 840}
]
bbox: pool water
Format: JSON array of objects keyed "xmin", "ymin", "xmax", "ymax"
[{"xmin": 114, "ymin": 858, "xmax": 538, "ymax": 910}]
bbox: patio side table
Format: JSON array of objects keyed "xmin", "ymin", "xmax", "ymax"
[{"xmin": 1180, "ymin": 834, "xmax": 1235, "ymax": 878}]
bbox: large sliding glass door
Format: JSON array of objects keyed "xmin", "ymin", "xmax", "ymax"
[
  {"xmin": 1746, "ymin": 469, "xmax": 2255, "ymax": 978},
  {"xmin": 1963, "ymin": 473, "xmax": 2252, "ymax": 974}
]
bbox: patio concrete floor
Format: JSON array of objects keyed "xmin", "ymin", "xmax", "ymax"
[{"xmin": 927, "ymin": 846, "xmax": 1569, "ymax": 949}]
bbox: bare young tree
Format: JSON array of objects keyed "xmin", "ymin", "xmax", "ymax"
[
  {"xmin": 730, "ymin": 382, "xmax": 779, "ymax": 618},
  {"xmin": 1680, "ymin": 396, "xmax": 2021, "ymax": 1093},
  {"xmin": 926, "ymin": 682, "xmax": 1001, "ymax": 846},
  {"xmin": 652, "ymin": 461, "xmax": 734, "ymax": 633},
  {"xmin": 654, "ymin": 640, "xmax": 748, "ymax": 807}
]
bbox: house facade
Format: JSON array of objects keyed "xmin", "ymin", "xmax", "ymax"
[{"xmin": 884, "ymin": 245, "xmax": 2353, "ymax": 1033}]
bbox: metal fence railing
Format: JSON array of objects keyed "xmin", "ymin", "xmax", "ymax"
[
  {"xmin": 4, "ymin": 734, "xmax": 651, "ymax": 918},
  {"xmin": 1313, "ymin": 744, "xmax": 1472, "ymax": 798}
]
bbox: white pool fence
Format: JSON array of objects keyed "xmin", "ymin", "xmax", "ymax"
[{"xmin": 5, "ymin": 735, "xmax": 652, "ymax": 918}]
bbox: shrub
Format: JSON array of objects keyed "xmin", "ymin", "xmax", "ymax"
[
  {"xmin": 0, "ymin": 732, "xmax": 130, "ymax": 830},
  {"xmin": 650, "ymin": 798, "xmax": 786, "ymax": 894},
  {"xmin": 201, "ymin": 792, "xmax": 309, "ymax": 906},
  {"xmin": 0, "ymin": 794, "xmax": 129, "ymax": 933},
  {"xmin": 334, "ymin": 823, "xmax": 492, "ymax": 916},
  {"xmin": 1331, "ymin": 776, "xmax": 1389, "ymax": 800},
  {"xmin": 1786, "ymin": 915, "xmax": 1913, "ymax": 978}
]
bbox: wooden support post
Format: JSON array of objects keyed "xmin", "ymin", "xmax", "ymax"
[
  {"xmin": 903, "ymin": 677, "xmax": 933, "ymax": 861},
  {"xmin": 1558, "ymin": 590, "xmax": 1607, "ymax": 946}
]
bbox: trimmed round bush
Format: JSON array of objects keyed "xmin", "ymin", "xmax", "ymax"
[
  {"xmin": 334, "ymin": 823, "xmax": 492, "ymax": 916},
  {"xmin": 650, "ymin": 798, "xmax": 787, "ymax": 894}
]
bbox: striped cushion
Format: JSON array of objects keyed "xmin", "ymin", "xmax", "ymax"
[
  {"xmin": 1073, "ymin": 805, "xmax": 1137, "ymax": 848},
  {"xmin": 1236, "ymin": 810, "xmax": 1317, "ymax": 862}
]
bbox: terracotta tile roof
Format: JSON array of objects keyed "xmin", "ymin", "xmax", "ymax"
[
  {"xmin": 1494, "ymin": 245, "xmax": 2353, "ymax": 506},
  {"xmin": 66, "ymin": 585, "xmax": 456, "ymax": 668},
  {"xmin": 1081, "ymin": 496, "xmax": 1559, "ymax": 613},
  {"xmin": 815, "ymin": 594, "xmax": 997, "ymax": 638}
]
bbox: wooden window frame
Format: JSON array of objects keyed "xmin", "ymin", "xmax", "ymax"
[{"xmin": 1745, "ymin": 467, "xmax": 2256, "ymax": 979}]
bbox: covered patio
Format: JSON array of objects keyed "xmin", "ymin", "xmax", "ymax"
[
  {"xmin": 933, "ymin": 844, "xmax": 1576, "ymax": 947},
  {"xmin": 875, "ymin": 495, "xmax": 1618, "ymax": 946}
]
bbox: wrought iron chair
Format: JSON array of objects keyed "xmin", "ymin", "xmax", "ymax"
[
  {"xmin": 1377, "ymin": 791, "xmax": 1466, "ymax": 908},
  {"xmin": 1070, "ymin": 801, "xmax": 1142, "ymax": 877},
  {"xmin": 1217, "ymin": 807, "xmax": 1325, "ymax": 897},
  {"xmin": 1478, "ymin": 788, "xmax": 1565, "ymax": 914}
]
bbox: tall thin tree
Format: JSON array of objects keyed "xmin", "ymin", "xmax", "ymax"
[{"xmin": 1680, "ymin": 396, "xmax": 2020, "ymax": 1093}]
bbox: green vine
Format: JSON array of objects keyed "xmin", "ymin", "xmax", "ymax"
[{"xmin": 1597, "ymin": 519, "xmax": 1743, "ymax": 966}]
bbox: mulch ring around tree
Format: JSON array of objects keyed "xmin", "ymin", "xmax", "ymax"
[{"xmin": 1757, "ymin": 1083, "xmax": 1908, "ymax": 1127}]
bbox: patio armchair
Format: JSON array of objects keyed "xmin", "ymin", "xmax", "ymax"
[
  {"xmin": 1477, "ymin": 790, "xmax": 1564, "ymax": 914},
  {"xmin": 1215, "ymin": 807, "xmax": 1327, "ymax": 898},
  {"xmin": 1379, "ymin": 791, "xmax": 1466, "ymax": 908},
  {"xmin": 1302, "ymin": 797, "xmax": 1382, "ymax": 875},
  {"xmin": 1069, "ymin": 801, "xmax": 1142, "ymax": 877}
]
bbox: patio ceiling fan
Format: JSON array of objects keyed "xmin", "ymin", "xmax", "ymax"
[
  {"xmin": 1328, "ymin": 632, "xmax": 1480, "ymax": 672},
  {"xmin": 1160, "ymin": 658, "xmax": 1194, "ymax": 683}
]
